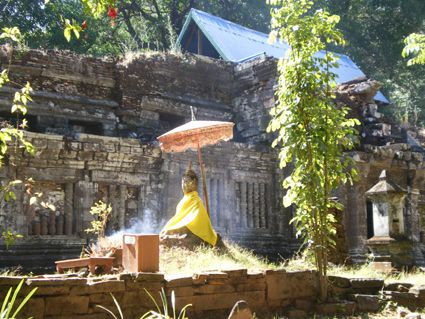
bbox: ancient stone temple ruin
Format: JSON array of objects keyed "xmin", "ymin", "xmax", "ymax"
[{"xmin": 1, "ymin": 46, "xmax": 425, "ymax": 270}]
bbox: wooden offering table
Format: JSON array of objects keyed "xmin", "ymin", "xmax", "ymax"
[{"xmin": 55, "ymin": 257, "xmax": 115, "ymax": 275}]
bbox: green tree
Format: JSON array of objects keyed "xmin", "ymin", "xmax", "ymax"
[
  {"xmin": 403, "ymin": 33, "xmax": 425, "ymax": 66},
  {"xmin": 316, "ymin": 0, "xmax": 425, "ymax": 126},
  {"xmin": 267, "ymin": 0, "xmax": 359, "ymax": 301},
  {"xmin": 0, "ymin": 27, "xmax": 35, "ymax": 247},
  {"xmin": 1, "ymin": 0, "xmax": 271, "ymax": 55}
]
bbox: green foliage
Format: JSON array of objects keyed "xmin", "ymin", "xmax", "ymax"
[
  {"xmin": 140, "ymin": 288, "xmax": 191, "ymax": 319},
  {"xmin": 80, "ymin": 0, "xmax": 115, "ymax": 19},
  {"xmin": 0, "ymin": 230, "xmax": 22, "ymax": 250},
  {"xmin": 1, "ymin": 1, "xmax": 270, "ymax": 55},
  {"xmin": 96, "ymin": 293, "xmax": 124, "ymax": 319},
  {"xmin": 0, "ymin": 279, "xmax": 37, "ymax": 319},
  {"xmin": 63, "ymin": 18, "xmax": 82, "ymax": 42},
  {"xmin": 316, "ymin": 0, "xmax": 425, "ymax": 126},
  {"xmin": 96, "ymin": 290, "xmax": 191, "ymax": 319},
  {"xmin": 85, "ymin": 201, "xmax": 112, "ymax": 239},
  {"xmin": 403, "ymin": 33, "xmax": 425, "ymax": 66},
  {"xmin": 268, "ymin": 0, "xmax": 359, "ymax": 300},
  {"xmin": 0, "ymin": 26, "xmax": 35, "ymax": 248},
  {"xmin": 0, "ymin": 28, "xmax": 22, "ymax": 43}
]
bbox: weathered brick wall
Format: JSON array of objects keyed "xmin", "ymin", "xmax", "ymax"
[
  {"xmin": 5, "ymin": 272, "xmax": 425, "ymax": 318},
  {"xmin": 0, "ymin": 270, "xmax": 318, "ymax": 319},
  {"xmin": 233, "ymin": 56, "xmax": 277, "ymax": 144},
  {"xmin": 0, "ymin": 48, "xmax": 298, "ymax": 270},
  {"xmin": 0, "ymin": 131, "xmax": 293, "ymax": 270},
  {"xmin": 2, "ymin": 46, "xmax": 425, "ymax": 267}
]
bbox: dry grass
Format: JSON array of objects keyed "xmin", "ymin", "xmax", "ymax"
[
  {"xmin": 159, "ymin": 241, "xmax": 283, "ymax": 274},
  {"xmin": 159, "ymin": 243, "xmax": 425, "ymax": 287},
  {"xmin": 329, "ymin": 263, "xmax": 425, "ymax": 285}
]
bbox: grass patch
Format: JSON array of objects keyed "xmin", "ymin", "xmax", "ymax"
[
  {"xmin": 160, "ymin": 241, "xmax": 283, "ymax": 274},
  {"xmin": 329, "ymin": 263, "xmax": 425, "ymax": 285},
  {"xmin": 159, "ymin": 242, "xmax": 425, "ymax": 287}
]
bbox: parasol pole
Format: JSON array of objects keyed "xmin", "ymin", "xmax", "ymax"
[{"xmin": 197, "ymin": 141, "xmax": 210, "ymax": 216}]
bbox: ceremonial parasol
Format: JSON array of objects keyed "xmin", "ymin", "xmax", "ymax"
[{"xmin": 157, "ymin": 115, "xmax": 234, "ymax": 216}]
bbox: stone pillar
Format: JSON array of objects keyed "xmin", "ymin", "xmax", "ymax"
[
  {"xmin": 223, "ymin": 169, "xmax": 234, "ymax": 234},
  {"xmin": 253, "ymin": 182, "xmax": 259, "ymax": 228},
  {"xmin": 240, "ymin": 182, "xmax": 247, "ymax": 228},
  {"xmin": 74, "ymin": 181, "xmax": 95, "ymax": 236},
  {"xmin": 64, "ymin": 182, "xmax": 73, "ymax": 235},
  {"xmin": 137, "ymin": 184, "xmax": 145, "ymax": 219},
  {"xmin": 344, "ymin": 162, "xmax": 370, "ymax": 261},
  {"xmin": 259, "ymin": 182, "xmax": 266, "ymax": 229},
  {"xmin": 119, "ymin": 185, "xmax": 127, "ymax": 229},
  {"xmin": 108, "ymin": 184, "xmax": 117, "ymax": 222},
  {"xmin": 15, "ymin": 183, "xmax": 27, "ymax": 235},
  {"xmin": 234, "ymin": 182, "xmax": 241, "ymax": 229}
]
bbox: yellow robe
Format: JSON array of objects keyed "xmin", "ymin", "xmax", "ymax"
[{"xmin": 161, "ymin": 191, "xmax": 218, "ymax": 246}]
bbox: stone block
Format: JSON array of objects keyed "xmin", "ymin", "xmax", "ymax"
[
  {"xmin": 45, "ymin": 295, "xmax": 89, "ymax": 315},
  {"xmin": 94, "ymin": 152, "xmax": 108, "ymax": 161},
  {"xmin": 118, "ymin": 273, "xmax": 135, "ymax": 281},
  {"xmin": 350, "ymin": 278, "xmax": 383, "ymax": 292},
  {"xmin": 385, "ymin": 282, "xmax": 413, "ymax": 292},
  {"xmin": 192, "ymin": 273, "xmax": 208, "ymax": 285},
  {"xmin": 223, "ymin": 269, "xmax": 248, "ymax": 278},
  {"xmin": 83, "ymin": 142, "xmax": 102, "ymax": 152},
  {"xmin": 59, "ymin": 150, "xmax": 78, "ymax": 159},
  {"xmin": 267, "ymin": 298, "xmax": 291, "ymax": 309},
  {"xmin": 330, "ymin": 286, "xmax": 353, "ymax": 298},
  {"xmin": 410, "ymin": 286, "xmax": 425, "ymax": 307},
  {"xmin": 349, "ymin": 294, "xmax": 381, "ymax": 312},
  {"xmin": 265, "ymin": 270, "xmax": 290, "ymax": 301},
  {"xmin": 383, "ymin": 291, "xmax": 417, "ymax": 310},
  {"xmin": 61, "ymin": 159, "xmax": 85, "ymax": 169},
  {"xmin": 247, "ymin": 271, "xmax": 264, "ymax": 280},
  {"xmin": 165, "ymin": 275, "xmax": 193, "ymax": 288},
  {"xmin": 120, "ymin": 291, "xmax": 143, "ymax": 307},
  {"xmin": 203, "ymin": 271, "xmax": 229, "ymax": 280},
  {"xmin": 315, "ymin": 302, "xmax": 356, "ymax": 316},
  {"xmin": 47, "ymin": 139, "xmax": 64, "ymax": 149},
  {"xmin": 409, "ymin": 285, "xmax": 425, "ymax": 297},
  {"xmin": 77, "ymin": 151, "xmax": 94, "ymax": 160},
  {"xmin": 136, "ymin": 272, "xmax": 165, "ymax": 282},
  {"xmin": 88, "ymin": 280, "xmax": 126, "ymax": 294},
  {"xmin": 125, "ymin": 280, "xmax": 163, "ymax": 292},
  {"xmin": 176, "ymin": 291, "xmax": 266, "ymax": 312},
  {"xmin": 0, "ymin": 276, "xmax": 27, "ymax": 286},
  {"xmin": 286, "ymin": 308, "xmax": 307, "ymax": 319},
  {"xmin": 27, "ymin": 278, "xmax": 87, "ymax": 286},
  {"xmin": 89, "ymin": 292, "xmax": 119, "ymax": 305},
  {"xmin": 286, "ymin": 271, "xmax": 318, "ymax": 299},
  {"xmin": 235, "ymin": 279, "xmax": 266, "ymax": 292},
  {"xmin": 45, "ymin": 314, "xmax": 107, "ymax": 319},
  {"xmin": 194, "ymin": 284, "xmax": 235, "ymax": 294},
  {"xmin": 294, "ymin": 299, "xmax": 313, "ymax": 311},
  {"xmin": 165, "ymin": 286, "xmax": 194, "ymax": 297},
  {"xmin": 328, "ymin": 275, "xmax": 351, "ymax": 288},
  {"xmin": 31, "ymin": 138, "xmax": 48, "ymax": 149},
  {"xmin": 33, "ymin": 285, "xmax": 70, "ymax": 296},
  {"xmin": 19, "ymin": 297, "xmax": 45, "ymax": 319}
]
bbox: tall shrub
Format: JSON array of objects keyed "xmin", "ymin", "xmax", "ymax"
[{"xmin": 267, "ymin": 0, "xmax": 359, "ymax": 300}]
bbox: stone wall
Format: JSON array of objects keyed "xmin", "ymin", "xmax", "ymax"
[
  {"xmin": 2, "ymin": 46, "xmax": 425, "ymax": 267},
  {"xmin": 4, "ymin": 272, "xmax": 425, "ymax": 318},
  {"xmin": 0, "ymin": 270, "xmax": 318, "ymax": 319},
  {"xmin": 233, "ymin": 56, "xmax": 277, "ymax": 144},
  {"xmin": 0, "ymin": 132, "xmax": 293, "ymax": 270}
]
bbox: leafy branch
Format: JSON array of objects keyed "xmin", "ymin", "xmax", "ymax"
[
  {"xmin": 267, "ymin": 0, "xmax": 359, "ymax": 301},
  {"xmin": 402, "ymin": 33, "xmax": 425, "ymax": 66}
]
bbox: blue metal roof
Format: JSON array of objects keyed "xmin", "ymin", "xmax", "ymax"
[{"xmin": 178, "ymin": 8, "xmax": 388, "ymax": 103}]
